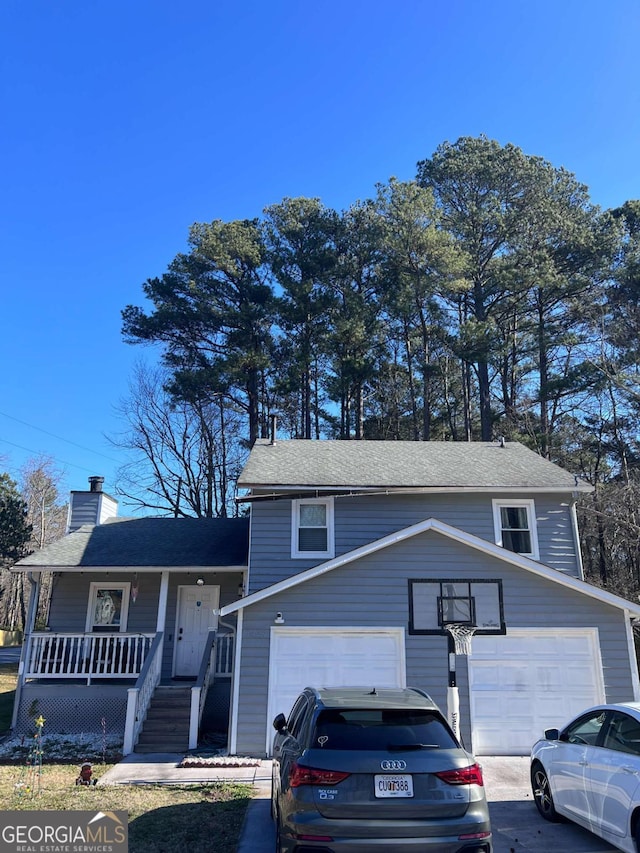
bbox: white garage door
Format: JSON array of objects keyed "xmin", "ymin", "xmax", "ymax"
[
  {"xmin": 469, "ymin": 628, "xmax": 605, "ymax": 756},
  {"xmin": 266, "ymin": 627, "xmax": 406, "ymax": 754}
]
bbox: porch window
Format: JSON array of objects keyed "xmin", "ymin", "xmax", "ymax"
[
  {"xmin": 492, "ymin": 499, "xmax": 539, "ymax": 560},
  {"xmin": 86, "ymin": 583, "xmax": 130, "ymax": 632},
  {"xmin": 291, "ymin": 498, "xmax": 334, "ymax": 559}
]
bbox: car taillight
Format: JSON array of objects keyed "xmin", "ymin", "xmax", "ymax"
[
  {"xmin": 289, "ymin": 762, "xmax": 351, "ymax": 787},
  {"xmin": 435, "ymin": 763, "xmax": 484, "ymax": 786}
]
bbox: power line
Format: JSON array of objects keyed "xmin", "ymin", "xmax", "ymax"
[
  {"xmin": 0, "ymin": 436, "xmax": 113, "ymax": 477},
  {"xmin": 0, "ymin": 409, "xmax": 121, "ymax": 464}
]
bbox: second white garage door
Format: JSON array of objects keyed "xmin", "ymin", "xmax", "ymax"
[
  {"xmin": 468, "ymin": 628, "xmax": 605, "ymax": 755},
  {"xmin": 266, "ymin": 627, "xmax": 406, "ymax": 754}
]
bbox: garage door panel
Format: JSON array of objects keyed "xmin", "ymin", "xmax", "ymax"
[
  {"xmin": 470, "ymin": 630, "xmax": 604, "ymax": 756},
  {"xmin": 267, "ymin": 628, "xmax": 405, "ymax": 754},
  {"xmin": 474, "ymin": 723, "xmax": 532, "ymax": 754}
]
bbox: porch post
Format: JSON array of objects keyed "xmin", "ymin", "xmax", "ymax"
[
  {"xmin": 123, "ymin": 687, "xmax": 139, "ymax": 755},
  {"xmin": 157, "ymin": 572, "xmax": 169, "ymax": 632},
  {"xmin": 11, "ymin": 571, "xmax": 41, "ymax": 730}
]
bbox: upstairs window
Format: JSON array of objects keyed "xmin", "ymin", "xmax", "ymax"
[
  {"xmin": 292, "ymin": 498, "xmax": 334, "ymax": 559},
  {"xmin": 492, "ymin": 499, "xmax": 539, "ymax": 560}
]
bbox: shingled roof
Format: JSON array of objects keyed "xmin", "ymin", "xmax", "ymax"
[
  {"xmin": 238, "ymin": 439, "xmax": 587, "ymax": 492},
  {"xmin": 14, "ymin": 517, "xmax": 249, "ymax": 570}
]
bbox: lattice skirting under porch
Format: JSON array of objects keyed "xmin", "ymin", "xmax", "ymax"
[
  {"xmin": 200, "ymin": 679, "xmax": 231, "ymax": 732},
  {"xmin": 14, "ymin": 684, "xmax": 128, "ymax": 737}
]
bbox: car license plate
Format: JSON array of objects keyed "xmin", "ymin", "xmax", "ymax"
[{"xmin": 374, "ymin": 774, "xmax": 414, "ymax": 797}]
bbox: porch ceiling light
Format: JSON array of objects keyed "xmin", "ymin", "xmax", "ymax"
[{"xmin": 196, "ymin": 576, "xmax": 205, "ymax": 586}]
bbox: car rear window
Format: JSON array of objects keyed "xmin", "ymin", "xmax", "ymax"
[{"xmin": 311, "ymin": 708, "xmax": 458, "ymax": 751}]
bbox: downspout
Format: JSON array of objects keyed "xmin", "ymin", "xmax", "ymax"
[
  {"xmin": 11, "ymin": 572, "xmax": 40, "ymax": 730},
  {"xmin": 570, "ymin": 495, "xmax": 585, "ymax": 581},
  {"xmin": 227, "ymin": 609, "xmax": 243, "ymax": 756},
  {"xmin": 626, "ymin": 613, "xmax": 640, "ymax": 702}
]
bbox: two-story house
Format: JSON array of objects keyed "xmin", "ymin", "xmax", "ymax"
[{"xmin": 11, "ymin": 440, "xmax": 640, "ymax": 758}]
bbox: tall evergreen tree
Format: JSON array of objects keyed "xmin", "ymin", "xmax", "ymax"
[
  {"xmin": 263, "ymin": 198, "xmax": 338, "ymax": 438},
  {"xmin": 0, "ymin": 473, "xmax": 31, "ymax": 562},
  {"xmin": 122, "ymin": 219, "xmax": 276, "ymax": 446}
]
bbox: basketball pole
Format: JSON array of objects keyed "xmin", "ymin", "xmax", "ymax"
[{"xmin": 446, "ymin": 631, "xmax": 460, "ymax": 739}]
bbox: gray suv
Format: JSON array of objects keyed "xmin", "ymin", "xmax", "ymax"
[{"xmin": 271, "ymin": 686, "xmax": 492, "ymax": 853}]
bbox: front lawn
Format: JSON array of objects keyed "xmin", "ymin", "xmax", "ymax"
[
  {"xmin": 0, "ymin": 764, "xmax": 252, "ymax": 853},
  {"xmin": 0, "ymin": 663, "xmax": 252, "ymax": 853}
]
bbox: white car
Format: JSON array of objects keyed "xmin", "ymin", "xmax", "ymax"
[{"xmin": 531, "ymin": 702, "xmax": 640, "ymax": 852}]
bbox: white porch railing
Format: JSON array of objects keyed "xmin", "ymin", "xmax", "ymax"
[
  {"xmin": 215, "ymin": 632, "xmax": 234, "ymax": 676},
  {"xmin": 123, "ymin": 632, "xmax": 164, "ymax": 756},
  {"xmin": 25, "ymin": 632, "xmax": 155, "ymax": 685}
]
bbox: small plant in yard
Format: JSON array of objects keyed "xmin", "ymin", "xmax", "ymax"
[{"xmin": 14, "ymin": 713, "xmax": 46, "ymax": 797}]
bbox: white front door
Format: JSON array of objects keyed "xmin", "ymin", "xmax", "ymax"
[
  {"xmin": 173, "ymin": 585, "xmax": 219, "ymax": 677},
  {"xmin": 469, "ymin": 628, "xmax": 605, "ymax": 755}
]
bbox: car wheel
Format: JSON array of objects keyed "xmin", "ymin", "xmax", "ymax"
[
  {"xmin": 634, "ymin": 818, "xmax": 640, "ymax": 852},
  {"xmin": 531, "ymin": 761, "xmax": 560, "ymax": 822}
]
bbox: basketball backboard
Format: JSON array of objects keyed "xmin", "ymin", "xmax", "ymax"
[{"xmin": 408, "ymin": 578, "xmax": 505, "ymax": 635}]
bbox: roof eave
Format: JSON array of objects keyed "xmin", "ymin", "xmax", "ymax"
[{"xmin": 11, "ymin": 563, "xmax": 248, "ymax": 573}]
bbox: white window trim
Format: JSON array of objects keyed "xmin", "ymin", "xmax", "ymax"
[
  {"xmin": 291, "ymin": 497, "xmax": 335, "ymax": 559},
  {"xmin": 85, "ymin": 582, "xmax": 131, "ymax": 632},
  {"xmin": 492, "ymin": 499, "xmax": 540, "ymax": 561}
]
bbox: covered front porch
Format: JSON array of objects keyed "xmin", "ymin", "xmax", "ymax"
[{"xmin": 13, "ymin": 565, "xmax": 244, "ymax": 753}]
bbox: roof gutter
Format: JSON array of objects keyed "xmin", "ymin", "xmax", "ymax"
[
  {"xmin": 236, "ymin": 484, "xmax": 593, "ymax": 503},
  {"xmin": 10, "ymin": 564, "xmax": 248, "ymax": 574}
]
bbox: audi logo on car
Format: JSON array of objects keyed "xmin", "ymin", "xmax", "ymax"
[{"xmin": 380, "ymin": 759, "xmax": 407, "ymax": 771}]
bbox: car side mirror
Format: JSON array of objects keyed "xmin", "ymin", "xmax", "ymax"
[
  {"xmin": 273, "ymin": 713, "xmax": 288, "ymax": 733},
  {"xmin": 544, "ymin": 728, "xmax": 560, "ymax": 741}
]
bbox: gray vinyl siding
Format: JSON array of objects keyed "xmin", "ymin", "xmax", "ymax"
[
  {"xmin": 67, "ymin": 493, "xmax": 102, "ymax": 532},
  {"xmin": 47, "ymin": 573, "xmax": 160, "ymax": 633},
  {"xmin": 67, "ymin": 493, "xmax": 118, "ymax": 532},
  {"xmin": 234, "ymin": 531, "xmax": 633, "ymax": 756},
  {"xmin": 247, "ymin": 491, "xmax": 581, "ymax": 593}
]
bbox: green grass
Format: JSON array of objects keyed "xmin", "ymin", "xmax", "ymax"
[
  {"xmin": 0, "ymin": 764, "xmax": 252, "ymax": 853},
  {"xmin": 0, "ymin": 662, "xmax": 18, "ymax": 733}
]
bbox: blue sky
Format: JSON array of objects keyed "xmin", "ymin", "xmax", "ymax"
[{"xmin": 1, "ymin": 0, "xmax": 639, "ymax": 505}]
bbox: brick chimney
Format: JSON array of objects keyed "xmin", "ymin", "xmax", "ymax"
[{"xmin": 67, "ymin": 476, "xmax": 118, "ymax": 533}]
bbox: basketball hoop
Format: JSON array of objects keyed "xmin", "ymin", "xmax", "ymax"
[{"xmin": 445, "ymin": 623, "xmax": 477, "ymax": 656}]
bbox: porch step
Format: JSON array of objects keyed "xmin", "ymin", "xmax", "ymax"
[{"xmin": 134, "ymin": 687, "xmax": 192, "ymax": 754}]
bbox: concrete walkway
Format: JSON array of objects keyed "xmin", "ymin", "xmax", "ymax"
[
  {"xmin": 100, "ymin": 752, "xmax": 272, "ymax": 787},
  {"xmin": 100, "ymin": 754, "xmax": 617, "ymax": 852}
]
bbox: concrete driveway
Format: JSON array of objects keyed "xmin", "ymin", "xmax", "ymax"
[
  {"xmin": 240, "ymin": 756, "xmax": 619, "ymax": 853},
  {"xmin": 484, "ymin": 756, "xmax": 617, "ymax": 852}
]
